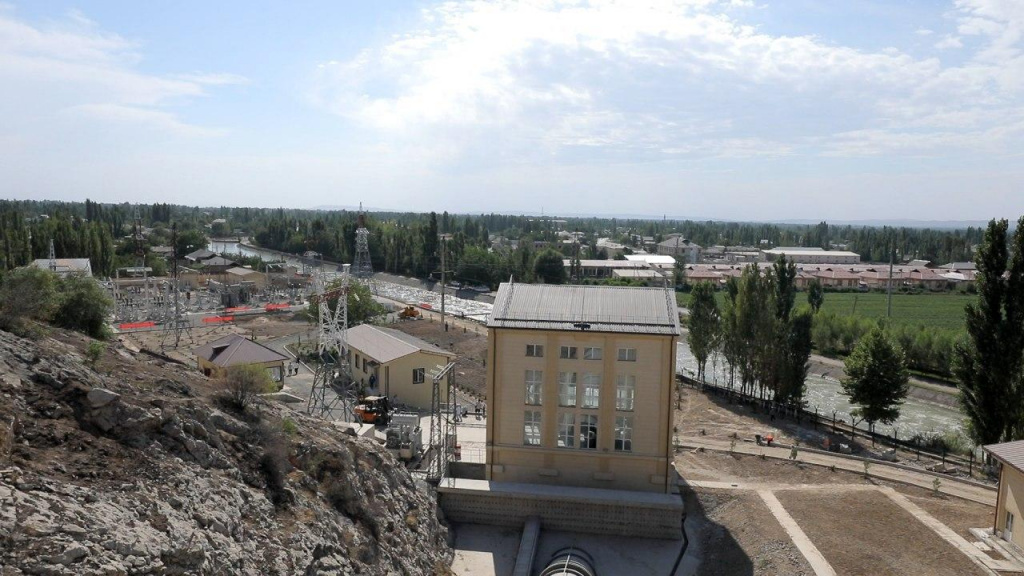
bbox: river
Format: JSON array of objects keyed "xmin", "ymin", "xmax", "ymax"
[{"xmin": 211, "ymin": 240, "xmax": 965, "ymax": 438}]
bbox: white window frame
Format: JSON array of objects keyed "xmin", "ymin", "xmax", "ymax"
[
  {"xmin": 413, "ymin": 368, "xmax": 425, "ymax": 385},
  {"xmin": 582, "ymin": 373, "xmax": 601, "ymax": 409},
  {"xmin": 583, "ymin": 346, "xmax": 602, "ymax": 360},
  {"xmin": 558, "ymin": 372, "xmax": 577, "ymax": 407},
  {"xmin": 616, "ymin": 375, "xmax": 636, "ymax": 411},
  {"xmin": 524, "ymin": 410, "xmax": 542, "ymax": 446},
  {"xmin": 526, "ymin": 344, "xmax": 544, "ymax": 358},
  {"xmin": 525, "ymin": 369, "xmax": 543, "ymax": 405},
  {"xmin": 579, "ymin": 414, "xmax": 598, "ymax": 450},
  {"xmin": 558, "ymin": 412, "xmax": 575, "ymax": 448},
  {"xmin": 617, "ymin": 347, "xmax": 637, "ymax": 362},
  {"xmin": 615, "ymin": 416, "xmax": 633, "ymax": 452},
  {"xmin": 560, "ymin": 346, "xmax": 578, "ymax": 360}
]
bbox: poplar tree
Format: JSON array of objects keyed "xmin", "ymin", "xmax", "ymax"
[
  {"xmin": 955, "ymin": 217, "xmax": 1024, "ymax": 445},
  {"xmin": 687, "ymin": 281, "xmax": 720, "ymax": 384}
]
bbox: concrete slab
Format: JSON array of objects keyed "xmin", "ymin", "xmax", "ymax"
[{"xmin": 451, "ymin": 523, "xmax": 520, "ymax": 576}]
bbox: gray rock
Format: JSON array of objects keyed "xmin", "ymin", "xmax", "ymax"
[
  {"xmin": 56, "ymin": 544, "xmax": 89, "ymax": 564},
  {"xmin": 87, "ymin": 389, "xmax": 120, "ymax": 409}
]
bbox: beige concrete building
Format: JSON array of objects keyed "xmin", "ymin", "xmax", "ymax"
[
  {"xmin": 344, "ymin": 324, "xmax": 455, "ymax": 410},
  {"xmin": 194, "ymin": 334, "xmax": 288, "ymax": 385},
  {"xmin": 985, "ymin": 441, "xmax": 1024, "ymax": 549},
  {"xmin": 485, "ymin": 283, "xmax": 680, "ymax": 493}
]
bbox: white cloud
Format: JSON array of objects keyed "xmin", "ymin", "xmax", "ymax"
[
  {"xmin": 915, "ymin": 28, "xmax": 934, "ymax": 36},
  {"xmin": 0, "ymin": 7, "xmax": 242, "ymax": 138},
  {"xmin": 310, "ymin": 0, "xmax": 1024, "ymax": 166},
  {"xmin": 934, "ymin": 35, "xmax": 963, "ymax": 49}
]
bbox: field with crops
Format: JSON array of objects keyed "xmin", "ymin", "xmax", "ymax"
[{"xmin": 680, "ymin": 290, "xmax": 972, "ymax": 332}]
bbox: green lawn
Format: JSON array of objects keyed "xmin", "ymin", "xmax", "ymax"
[{"xmin": 679, "ymin": 290, "xmax": 972, "ymax": 332}]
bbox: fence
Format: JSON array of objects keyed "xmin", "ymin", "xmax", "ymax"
[{"xmin": 677, "ymin": 374, "xmax": 988, "ymax": 478}]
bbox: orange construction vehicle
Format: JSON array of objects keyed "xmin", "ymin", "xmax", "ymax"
[
  {"xmin": 353, "ymin": 395, "xmax": 391, "ymax": 425},
  {"xmin": 398, "ymin": 306, "xmax": 421, "ymax": 319}
]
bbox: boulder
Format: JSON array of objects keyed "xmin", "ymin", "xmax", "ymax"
[{"xmin": 87, "ymin": 389, "xmax": 120, "ymax": 409}]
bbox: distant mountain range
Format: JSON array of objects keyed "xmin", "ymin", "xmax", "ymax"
[{"xmin": 309, "ymin": 205, "xmax": 1007, "ymax": 230}]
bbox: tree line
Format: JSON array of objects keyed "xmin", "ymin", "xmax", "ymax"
[{"xmin": 687, "ymin": 256, "xmax": 815, "ymax": 406}]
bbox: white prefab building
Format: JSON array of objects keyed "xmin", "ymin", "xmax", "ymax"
[{"xmin": 762, "ymin": 248, "xmax": 860, "ymax": 265}]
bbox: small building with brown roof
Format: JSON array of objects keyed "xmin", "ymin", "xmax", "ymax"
[
  {"xmin": 194, "ymin": 334, "xmax": 288, "ymax": 385},
  {"xmin": 813, "ymin": 268, "xmax": 862, "ymax": 289},
  {"xmin": 984, "ymin": 440, "xmax": 1024, "ymax": 550}
]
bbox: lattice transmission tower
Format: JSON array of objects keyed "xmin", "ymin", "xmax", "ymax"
[
  {"xmin": 306, "ymin": 256, "xmax": 355, "ymax": 421},
  {"xmin": 352, "ymin": 203, "xmax": 375, "ymax": 293}
]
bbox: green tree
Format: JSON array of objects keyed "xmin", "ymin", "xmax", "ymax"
[
  {"xmin": 52, "ymin": 273, "xmax": 113, "ymax": 339},
  {"xmin": 533, "ymin": 248, "xmax": 567, "ymax": 284},
  {"xmin": 175, "ymin": 229, "xmax": 208, "ymax": 257},
  {"xmin": 842, "ymin": 327, "xmax": 910, "ymax": 427},
  {"xmin": 221, "ymin": 364, "xmax": 275, "ymax": 411},
  {"xmin": 308, "ymin": 279, "xmax": 386, "ymax": 328},
  {"xmin": 807, "ymin": 279, "xmax": 824, "ymax": 313},
  {"xmin": 211, "ymin": 220, "xmax": 231, "ymax": 237},
  {"xmin": 687, "ymin": 281, "xmax": 720, "ymax": 384},
  {"xmin": 0, "ymin": 266, "xmax": 58, "ymax": 335},
  {"xmin": 954, "ymin": 217, "xmax": 1024, "ymax": 445}
]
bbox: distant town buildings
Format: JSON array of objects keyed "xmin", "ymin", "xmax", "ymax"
[
  {"xmin": 656, "ymin": 235, "xmax": 701, "ymax": 263},
  {"xmin": 762, "ymin": 247, "xmax": 861, "ymax": 265}
]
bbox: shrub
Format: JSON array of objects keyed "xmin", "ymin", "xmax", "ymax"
[
  {"xmin": 0, "ymin": 267, "xmax": 58, "ymax": 336},
  {"xmin": 86, "ymin": 341, "xmax": 106, "ymax": 368},
  {"xmin": 221, "ymin": 364, "xmax": 274, "ymax": 411},
  {"xmin": 52, "ymin": 273, "xmax": 113, "ymax": 340}
]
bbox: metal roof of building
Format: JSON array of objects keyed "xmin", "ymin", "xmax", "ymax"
[
  {"xmin": 624, "ymin": 254, "xmax": 677, "ymax": 265},
  {"xmin": 984, "ymin": 440, "xmax": 1024, "ymax": 475},
  {"xmin": 193, "ymin": 334, "xmax": 288, "ymax": 368},
  {"xmin": 488, "ymin": 282, "xmax": 680, "ymax": 335},
  {"xmin": 346, "ymin": 324, "xmax": 455, "ymax": 364},
  {"xmin": 226, "ymin": 267, "xmax": 258, "ymax": 276},
  {"xmin": 31, "ymin": 258, "xmax": 93, "ymax": 277}
]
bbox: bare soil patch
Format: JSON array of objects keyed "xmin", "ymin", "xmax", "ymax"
[
  {"xmin": 688, "ymin": 489, "xmax": 812, "ymax": 576},
  {"xmin": 386, "ymin": 318, "xmax": 488, "ymax": 399},
  {"xmin": 776, "ymin": 490, "xmax": 986, "ymax": 576},
  {"xmin": 896, "ymin": 484, "xmax": 995, "ymax": 540},
  {"xmin": 677, "ymin": 449, "xmax": 875, "ymax": 486}
]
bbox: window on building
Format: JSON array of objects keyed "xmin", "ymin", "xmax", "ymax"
[
  {"xmin": 617, "ymin": 348, "xmax": 637, "ymax": 362},
  {"xmin": 1007, "ymin": 511, "xmax": 1015, "ymax": 536},
  {"xmin": 413, "ymin": 368, "xmax": 425, "ymax": 384},
  {"xmin": 560, "ymin": 346, "xmax": 578, "ymax": 360},
  {"xmin": 558, "ymin": 372, "xmax": 577, "ymax": 406},
  {"xmin": 526, "ymin": 344, "xmax": 544, "ymax": 357},
  {"xmin": 579, "ymin": 414, "xmax": 598, "ymax": 449},
  {"xmin": 616, "ymin": 375, "xmax": 636, "ymax": 411},
  {"xmin": 524, "ymin": 410, "xmax": 542, "ymax": 446},
  {"xmin": 558, "ymin": 413, "xmax": 575, "ymax": 448},
  {"xmin": 583, "ymin": 347, "xmax": 602, "ymax": 360},
  {"xmin": 615, "ymin": 416, "xmax": 633, "ymax": 452},
  {"xmin": 525, "ymin": 369, "xmax": 543, "ymax": 405},
  {"xmin": 582, "ymin": 373, "xmax": 601, "ymax": 409}
]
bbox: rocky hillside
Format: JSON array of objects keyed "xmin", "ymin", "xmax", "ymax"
[{"xmin": 0, "ymin": 327, "xmax": 452, "ymax": 575}]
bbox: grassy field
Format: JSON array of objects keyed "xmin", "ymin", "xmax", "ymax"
[{"xmin": 679, "ymin": 290, "xmax": 972, "ymax": 332}]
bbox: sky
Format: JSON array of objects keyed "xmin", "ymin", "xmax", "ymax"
[{"xmin": 1, "ymin": 0, "xmax": 1023, "ymax": 222}]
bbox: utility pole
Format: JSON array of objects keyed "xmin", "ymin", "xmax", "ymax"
[
  {"xmin": 438, "ymin": 234, "xmax": 453, "ymax": 331},
  {"xmin": 172, "ymin": 223, "xmax": 181, "ymax": 347},
  {"xmin": 886, "ymin": 239, "xmax": 895, "ymax": 319}
]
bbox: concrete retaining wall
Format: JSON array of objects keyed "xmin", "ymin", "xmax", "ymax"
[{"xmin": 439, "ymin": 479, "xmax": 682, "ymax": 540}]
